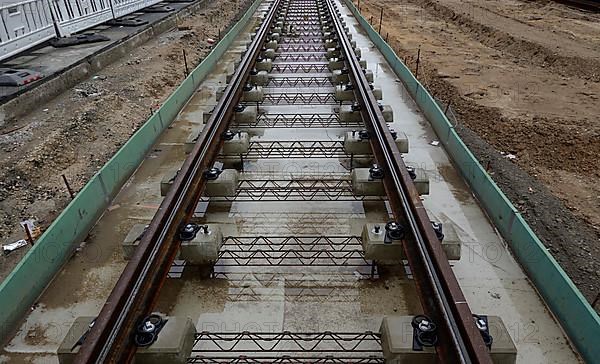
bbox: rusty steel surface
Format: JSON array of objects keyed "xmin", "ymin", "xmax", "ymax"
[
  {"xmin": 323, "ymin": 0, "xmax": 492, "ymax": 363},
  {"xmin": 72, "ymin": 1, "xmax": 282, "ymax": 362}
]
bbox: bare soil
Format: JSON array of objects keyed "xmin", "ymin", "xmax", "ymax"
[
  {"xmin": 358, "ymin": 0, "xmax": 600, "ymax": 308},
  {"xmin": 0, "ymin": 0, "xmax": 249, "ymax": 281}
]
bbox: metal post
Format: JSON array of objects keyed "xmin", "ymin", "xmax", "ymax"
[
  {"xmin": 385, "ymin": 32, "xmax": 389, "ymax": 42},
  {"xmin": 61, "ymin": 174, "xmax": 75, "ymax": 199},
  {"xmin": 378, "ymin": 8, "xmax": 383, "ymax": 33},
  {"xmin": 182, "ymin": 49, "xmax": 189, "ymax": 77},
  {"xmin": 357, "ymin": 0, "xmax": 360, "ymax": 12},
  {"xmin": 444, "ymin": 100, "xmax": 451, "ymax": 115},
  {"xmin": 369, "ymin": 15, "xmax": 373, "ymax": 25},
  {"xmin": 24, "ymin": 224, "xmax": 34, "ymax": 246},
  {"xmin": 415, "ymin": 46, "xmax": 421, "ymax": 78}
]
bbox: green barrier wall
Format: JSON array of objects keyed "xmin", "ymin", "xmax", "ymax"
[
  {"xmin": 0, "ymin": 0, "xmax": 262, "ymax": 344},
  {"xmin": 341, "ymin": 1, "xmax": 599, "ymax": 362}
]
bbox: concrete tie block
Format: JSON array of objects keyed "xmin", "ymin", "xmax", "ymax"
[
  {"xmin": 250, "ymin": 70, "xmax": 270, "ymax": 86},
  {"xmin": 328, "ymin": 58, "xmax": 345, "ymax": 71},
  {"xmin": 326, "ymin": 47, "xmax": 341, "ymax": 59},
  {"xmin": 381, "ymin": 104, "xmax": 393, "ymax": 122},
  {"xmin": 361, "ymin": 223, "xmax": 404, "ymax": 262},
  {"xmin": 325, "ymin": 39, "xmax": 337, "ymax": 48},
  {"xmin": 438, "ymin": 223, "xmax": 461, "ymax": 260},
  {"xmin": 380, "ymin": 316, "xmax": 436, "ymax": 364},
  {"xmin": 242, "ymin": 86, "xmax": 264, "ymax": 102},
  {"xmin": 351, "ymin": 168, "xmax": 385, "ymax": 196},
  {"xmin": 136, "ymin": 316, "xmax": 197, "ymax": 364},
  {"xmin": 334, "ymin": 85, "xmax": 355, "ymax": 101},
  {"xmin": 343, "ymin": 131, "xmax": 371, "ymax": 155},
  {"xmin": 122, "ymin": 223, "xmax": 147, "ymax": 259},
  {"xmin": 180, "ymin": 225, "xmax": 223, "ymax": 264},
  {"xmin": 265, "ymin": 40, "xmax": 278, "ymax": 50},
  {"xmin": 359, "ymin": 59, "xmax": 367, "ymax": 68},
  {"xmin": 372, "ymin": 86, "xmax": 383, "ymax": 100},
  {"xmin": 234, "ymin": 106, "xmax": 257, "ymax": 124},
  {"xmin": 486, "ymin": 316, "xmax": 518, "ymax": 364},
  {"xmin": 380, "ymin": 315, "xmax": 516, "ymax": 364},
  {"xmin": 222, "ymin": 132, "xmax": 250, "ymax": 155},
  {"xmin": 255, "ymin": 59, "xmax": 273, "ymax": 72},
  {"xmin": 339, "ymin": 105, "xmax": 362, "ymax": 122},
  {"xmin": 261, "ymin": 48, "xmax": 276, "ymax": 60},
  {"xmin": 57, "ymin": 316, "xmax": 96, "ymax": 364},
  {"xmin": 205, "ymin": 169, "xmax": 239, "ymax": 197},
  {"xmin": 411, "ymin": 168, "xmax": 429, "ymax": 195},
  {"xmin": 185, "ymin": 133, "xmax": 200, "ymax": 154},
  {"xmin": 161, "ymin": 168, "xmax": 179, "ymax": 196},
  {"xmin": 331, "ymin": 69, "xmax": 349, "ymax": 85}
]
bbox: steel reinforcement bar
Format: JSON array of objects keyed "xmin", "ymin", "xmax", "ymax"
[
  {"xmin": 323, "ymin": 0, "xmax": 491, "ymax": 363},
  {"xmin": 72, "ymin": 1, "xmax": 282, "ymax": 362}
]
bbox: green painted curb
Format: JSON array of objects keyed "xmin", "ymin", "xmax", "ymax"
[
  {"xmin": 0, "ymin": 0, "xmax": 262, "ymax": 344},
  {"xmin": 341, "ymin": 0, "xmax": 599, "ymax": 362}
]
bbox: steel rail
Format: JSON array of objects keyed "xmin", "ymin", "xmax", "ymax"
[
  {"xmin": 322, "ymin": 0, "xmax": 492, "ymax": 363},
  {"xmin": 72, "ymin": 1, "xmax": 282, "ymax": 362}
]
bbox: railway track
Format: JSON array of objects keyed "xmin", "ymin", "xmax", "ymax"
[{"xmin": 70, "ymin": 0, "xmax": 492, "ymax": 362}]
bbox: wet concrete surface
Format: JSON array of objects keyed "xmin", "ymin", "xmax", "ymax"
[{"xmin": 0, "ymin": 0, "xmax": 581, "ymax": 362}]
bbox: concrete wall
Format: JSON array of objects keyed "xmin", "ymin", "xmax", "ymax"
[
  {"xmin": 340, "ymin": 0, "xmax": 599, "ymax": 362},
  {"xmin": 0, "ymin": 0, "xmax": 261, "ymax": 344}
]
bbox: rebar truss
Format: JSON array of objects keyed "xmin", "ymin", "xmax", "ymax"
[
  {"xmin": 275, "ymin": 53, "xmax": 326, "ymax": 62},
  {"xmin": 221, "ymin": 140, "xmax": 368, "ymax": 159},
  {"xmin": 215, "ymin": 236, "xmax": 371, "ymax": 266},
  {"xmin": 189, "ymin": 332, "xmax": 384, "ymax": 359},
  {"xmin": 260, "ymin": 93, "xmax": 339, "ymax": 105},
  {"xmin": 234, "ymin": 113, "xmax": 361, "ymax": 128},
  {"xmin": 266, "ymin": 76, "xmax": 331, "ymax": 87},
  {"xmin": 187, "ymin": 357, "xmax": 384, "ymax": 363},
  {"xmin": 278, "ymin": 44, "xmax": 325, "ymax": 52},
  {"xmin": 271, "ymin": 63, "xmax": 329, "ymax": 73},
  {"xmin": 206, "ymin": 178, "xmax": 383, "ymax": 201}
]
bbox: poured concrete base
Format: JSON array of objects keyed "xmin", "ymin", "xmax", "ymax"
[{"xmin": 136, "ymin": 316, "xmax": 197, "ymax": 364}]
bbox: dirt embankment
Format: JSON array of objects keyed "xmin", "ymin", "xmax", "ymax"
[
  {"xmin": 358, "ymin": 0, "xmax": 600, "ymax": 307},
  {"xmin": 0, "ymin": 0, "xmax": 250, "ymax": 281}
]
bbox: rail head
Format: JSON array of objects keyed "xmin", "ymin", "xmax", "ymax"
[{"xmin": 322, "ymin": 0, "xmax": 492, "ymax": 363}]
